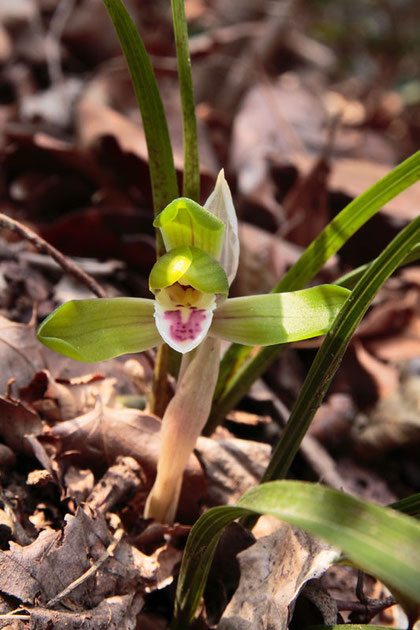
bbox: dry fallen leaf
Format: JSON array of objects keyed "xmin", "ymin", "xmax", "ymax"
[
  {"xmin": 204, "ymin": 523, "xmax": 256, "ymax": 625},
  {"xmin": 0, "ymin": 315, "xmax": 46, "ymax": 394},
  {"xmin": 196, "ymin": 436, "xmax": 271, "ymax": 505},
  {"xmin": 20, "ymin": 370, "xmax": 116, "ymax": 421},
  {"xmin": 231, "ymin": 77, "xmax": 326, "ymax": 197},
  {"xmin": 45, "ymin": 400, "xmax": 206, "ymax": 522},
  {"xmin": 327, "ymin": 156, "xmax": 420, "ymax": 221},
  {"xmin": 352, "ymin": 369, "xmax": 420, "ymax": 456},
  {"xmin": 64, "ymin": 466, "xmax": 95, "ymax": 504},
  {"xmin": 356, "ymin": 288, "xmax": 418, "ymax": 339},
  {"xmin": 86, "ymin": 456, "xmax": 144, "ymax": 514},
  {"xmin": 29, "ymin": 594, "xmax": 144, "ymax": 630},
  {"xmin": 0, "ymin": 394, "xmax": 43, "ymax": 455},
  {"xmin": 0, "ymin": 504, "xmax": 174, "ymax": 625},
  {"xmin": 234, "ymin": 222, "xmax": 302, "ymax": 296},
  {"xmin": 217, "ymin": 521, "xmax": 338, "ymax": 630},
  {"xmin": 366, "ymin": 309, "xmax": 420, "ymax": 363},
  {"xmin": 353, "ymin": 341, "xmax": 399, "ymax": 399},
  {"xmin": 289, "ymin": 146, "xmax": 419, "ymax": 218},
  {"xmin": 0, "ymin": 507, "xmax": 110, "ymax": 607}
]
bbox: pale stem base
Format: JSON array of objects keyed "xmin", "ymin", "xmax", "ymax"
[{"xmin": 144, "ymin": 337, "xmax": 221, "ymax": 524}]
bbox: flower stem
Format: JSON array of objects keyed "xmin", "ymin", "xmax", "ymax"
[
  {"xmin": 145, "ymin": 338, "xmax": 220, "ymax": 523},
  {"xmin": 149, "ymin": 344, "xmax": 172, "ymax": 417}
]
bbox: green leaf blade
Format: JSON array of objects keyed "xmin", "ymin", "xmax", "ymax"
[
  {"xmin": 258, "ymin": 217, "xmax": 420, "ymax": 489},
  {"xmin": 238, "ymin": 483, "xmax": 420, "ymax": 595},
  {"xmin": 208, "ymin": 152, "xmax": 420, "ymax": 432},
  {"xmin": 174, "ymin": 482, "xmax": 420, "ymax": 628},
  {"xmin": 170, "ymin": 0, "xmax": 199, "ymax": 200},
  {"xmin": 391, "ymin": 493, "xmax": 420, "ymax": 520},
  {"xmin": 37, "ymin": 298, "xmax": 161, "ymax": 362},
  {"xmin": 276, "ymin": 151, "xmax": 420, "ymax": 293},
  {"xmin": 102, "ymin": 0, "xmax": 178, "ymax": 217}
]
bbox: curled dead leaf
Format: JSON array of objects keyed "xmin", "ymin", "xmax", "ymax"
[
  {"xmin": 0, "ymin": 395, "xmax": 43, "ymax": 455},
  {"xmin": 217, "ymin": 522, "xmax": 337, "ymax": 630},
  {"xmin": 46, "ymin": 400, "xmax": 206, "ymax": 523},
  {"xmin": 0, "ymin": 315, "xmax": 46, "ymax": 394}
]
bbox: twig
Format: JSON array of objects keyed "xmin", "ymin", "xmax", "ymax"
[
  {"xmin": 46, "ymin": 515, "xmax": 124, "ymax": 608},
  {"xmin": 0, "ymin": 606, "xmax": 30, "ymax": 621},
  {"xmin": 345, "ymin": 571, "xmax": 396, "ymax": 624},
  {"xmin": 356, "ymin": 569, "xmax": 369, "ymax": 604},
  {"xmin": 0, "ymin": 214, "xmax": 106, "ymax": 298},
  {"xmin": 336, "ymin": 594, "xmax": 396, "ymax": 617}
]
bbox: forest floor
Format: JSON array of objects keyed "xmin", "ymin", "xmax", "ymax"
[{"xmin": 0, "ymin": 0, "xmax": 419, "ymax": 628}]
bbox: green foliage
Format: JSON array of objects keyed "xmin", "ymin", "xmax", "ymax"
[
  {"xmin": 173, "ymin": 482, "xmax": 420, "ymax": 628},
  {"xmin": 56, "ymin": 7, "xmax": 420, "ymax": 628},
  {"xmin": 391, "ymin": 493, "xmax": 420, "ymax": 520},
  {"xmin": 170, "ymin": 0, "xmax": 199, "ymax": 200},
  {"xmin": 206, "ymin": 151, "xmax": 420, "ymax": 434},
  {"xmin": 102, "ymin": 0, "xmax": 178, "ymax": 258},
  {"xmin": 255, "ymin": 216, "xmax": 419, "ymax": 489}
]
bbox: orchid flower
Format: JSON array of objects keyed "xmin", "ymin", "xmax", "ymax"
[
  {"xmin": 37, "ymin": 171, "xmax": 350, "ymax": 523},
  {"xmin": 37, "ymin": 172, "xmax": 349, "ymax": 361}
]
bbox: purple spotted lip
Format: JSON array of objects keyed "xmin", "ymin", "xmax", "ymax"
[{"xmin": 163, "ymin": 309, "xmax": 206, "ymax": 342}]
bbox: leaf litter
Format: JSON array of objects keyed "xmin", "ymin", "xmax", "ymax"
[{"xmin": 0, "ymin": 0, "xmax": 419, "ymax": 627}]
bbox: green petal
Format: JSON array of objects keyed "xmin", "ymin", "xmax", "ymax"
[
  {"xmin": 149, "ymin": 246, "xmax": 229, "ymax": 295},
  {"xmin": 37, "ymin": 298, "xmax": 161, "ymax": 362},
  {"xmin": 210, "ymin": 285, "xmax": 351, "ymax": 345},
  {"xmin": 153, "ymin": 197, "xmax": 225, "ymax": 258},
  {"xmin": 149, "ymin": 247, "xmax": 193, "ymax": 289}
]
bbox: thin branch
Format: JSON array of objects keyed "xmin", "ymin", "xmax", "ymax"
[
  {"xmin": 336, "ymin": 594, "xmax": 396, "ymax": 616},
  {"xmin": 0, "ymin": 214, "xmax": 106, "ymax": 298}
]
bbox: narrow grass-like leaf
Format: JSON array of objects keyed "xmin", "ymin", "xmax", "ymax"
[
  {"xmin": 206, "ymin": 152, "xmax": 420, "ymax": 434},
  {"xmin": 391, "ymin": 493, "xmax": 420, "ymax": 520},
  {"xmin": 102, "ymin": 0, "xmax": 178, "ymax": 219},
  {"xmin": 173, "ymin": 481, "xmax": 420, "ymax": 628},
  {"xmin": 275, "ymin": 152, "xmax": 420, "ymax": 293},
  {"xmin": 102, "ymin": 0, "xmax": 180, "ymax": 412},
  {"xmin": 256, "ymin": 217, "xmax": 419, "ymax": 489},
  {"xmin": 336, "ymin": 242, "xmax": 420, "ymax": 289},
  {"xmin": 171, "ymin": 0, "xmax": 199, "ymax": 200}
]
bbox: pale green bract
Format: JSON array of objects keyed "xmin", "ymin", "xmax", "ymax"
[{"xmin": 37, "ymin": 171, "xmax": 351, "ymax": 358}]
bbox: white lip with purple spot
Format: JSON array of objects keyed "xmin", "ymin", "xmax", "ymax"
[{"xmin": 153, "ymin": 288, "xmax": 217, "ymax": 353}]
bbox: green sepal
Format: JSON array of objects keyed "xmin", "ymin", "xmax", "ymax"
[
  {"xmin": 37, "ymin": 297, "xmax": 162, "ymax": 362},
  {"xmin": 149, "ymin": 245, "xmax": 229, "ymax": 295},
  {"xmin": 153, "ymin": 197, "xmax": 225, "ymax": 258},
  {"xmin": 210, "ymin": 285, "xmax": 351, "ymax": 345}
]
